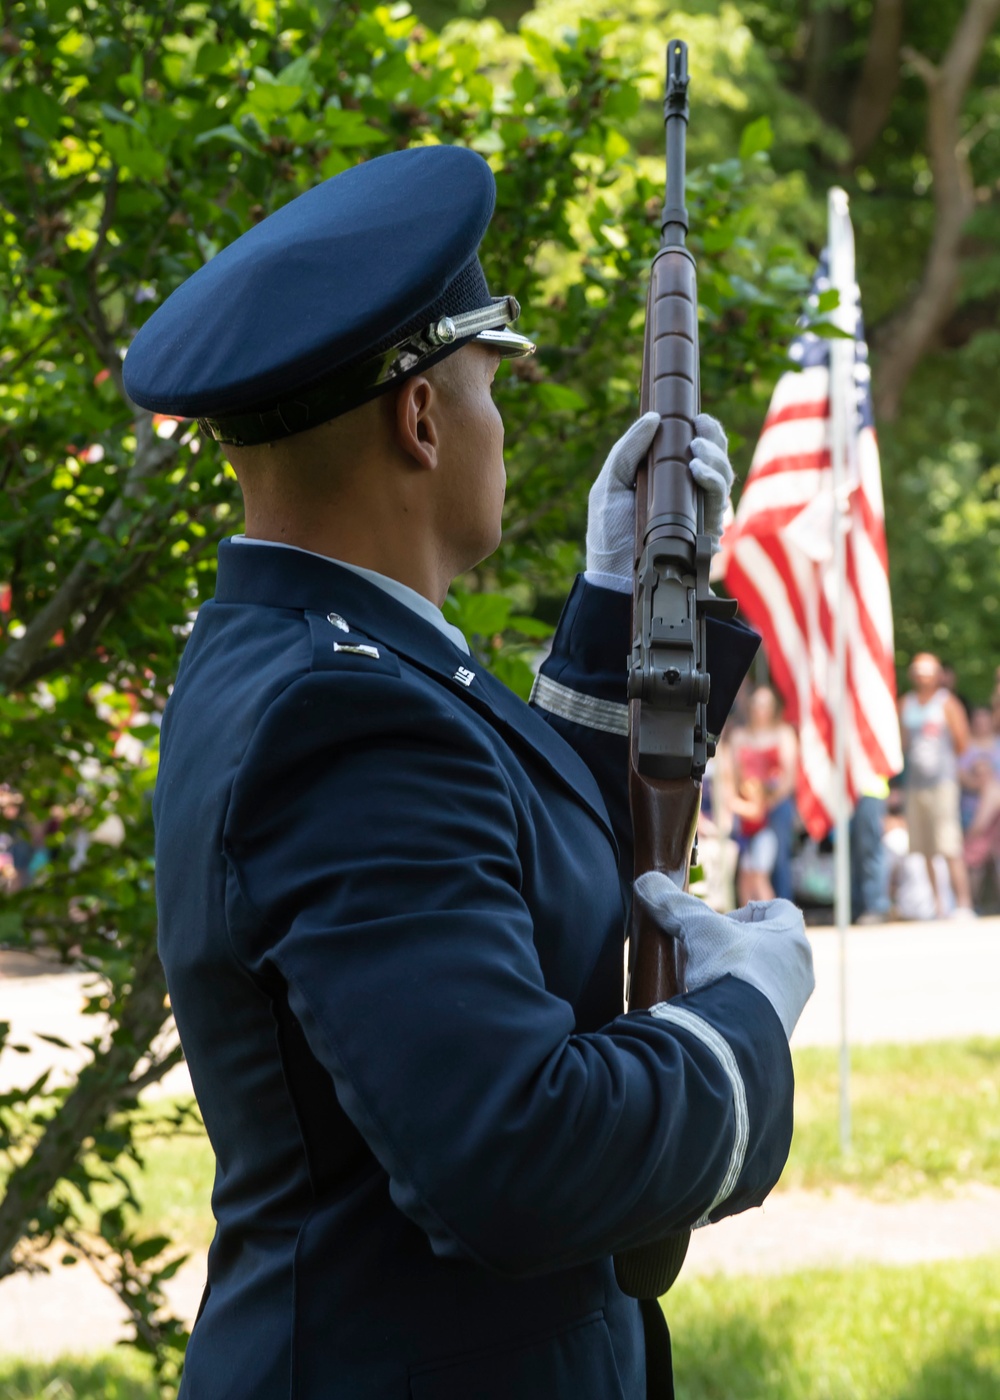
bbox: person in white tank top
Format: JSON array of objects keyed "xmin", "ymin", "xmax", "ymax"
[{"xmin": 899, "ymin": 652, "xmax": 974, "ymax": 917}]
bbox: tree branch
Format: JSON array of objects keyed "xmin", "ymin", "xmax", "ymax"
[
  {"xmin": 86, "ymin": 167, "xmax": 119, "ymax": 276},
  {"xmin": 0, "ymin": 415, "xmax": 181, "ymax": 694},
  {"xmin": 848, "ymin": 0, "xmax": 906, "ymax": 163},
  {"xmin": 14, "ymin": 511, "xmax": 216, "ymax": 691},
  {"xmin": 0, "ymin": 942, "xmax": 170, "ymax": 1281},
  {"xmin": 873, "ymin": 0, "xmax": 1000, "ymax": 420}
]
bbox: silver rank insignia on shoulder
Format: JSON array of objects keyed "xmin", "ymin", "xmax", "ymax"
[
  {"xmin": 326, "ymin": 612, "xmax": 350, "ymax": 632},
  {"xmin": 453, "ymin": 667, "xmax": 476, "ymax": 687},
  {"xmin": 333, "ymin": 642, "xmax": 380, "ymax": 659}
]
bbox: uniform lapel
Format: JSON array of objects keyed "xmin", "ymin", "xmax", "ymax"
[
  {"xmin": 214, "ymin": 541, "xmax": 617, "ymax": 845},
  {"xmin": 469, "ymin": 667, "xmax": 616, "ymax": 843}
]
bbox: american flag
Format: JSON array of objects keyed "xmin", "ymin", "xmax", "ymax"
[{"xmin": 719, "ymin": 250, "xmax": 903, "ymax": 839}]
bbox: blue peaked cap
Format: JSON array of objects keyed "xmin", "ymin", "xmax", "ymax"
[{"xmin": 123, "ymin": 146, "xmax": 534, "ymax": 446}]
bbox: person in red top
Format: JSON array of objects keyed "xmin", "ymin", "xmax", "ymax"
[{"xmin": 719, "ymin": 687, "xmax": 798, "ymax": 904}]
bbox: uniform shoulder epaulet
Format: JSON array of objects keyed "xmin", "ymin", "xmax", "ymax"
[{"xmin": 304, "ymin": 609, "xmax": 401, "ymax": 677}]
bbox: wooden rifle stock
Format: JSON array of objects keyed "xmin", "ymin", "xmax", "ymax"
[{"xmin": 613, "ymin": 38, "xmax": 733, "ymax": 1302}]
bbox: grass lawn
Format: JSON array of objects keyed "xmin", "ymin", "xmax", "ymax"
[
  {"xmin": 122, "ymin": 1113, "xmax": 216, "ymax": 1252},
  {"xmin": 782, "ymin": 1038, "xmax": 1000, "ymax": 1197},
  {"xmin": 3, "ymin": 1254, "xmax": 996, "ymax": 1399},
  {"xmin": 668, "ymin": 1254, "xmax": 1000, "ymax": 1400},
  {"xmin": 0, "ymin": 1352, "xmax": 156, "ymax": 1399}
]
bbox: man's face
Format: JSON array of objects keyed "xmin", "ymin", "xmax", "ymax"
[
  {"xmin": 431, "ymin": 344, "xmax": 506, "ymax": 574},
  {"xmin": 749, "ymin": 687, "xmax": 777, "ymax": 727},
  {"xmin": 909, "ymin": 654, "xmax": 940, "ymax": 693}
]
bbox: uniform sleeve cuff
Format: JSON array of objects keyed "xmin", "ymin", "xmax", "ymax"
[
  {"xmin": 648, "ymin": 1001, "xmax": 749, "ymax": 1223},
  {"xmin": 583, "ymin": 570, "xmax": 632, "ymax": 595}
]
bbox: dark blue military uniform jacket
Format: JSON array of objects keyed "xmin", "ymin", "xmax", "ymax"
[{"xmin": 154, "ymin": 540, "xmax": 793, "ymax": 1400}]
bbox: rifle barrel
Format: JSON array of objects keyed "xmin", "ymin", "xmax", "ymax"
[{"xmin": 662, "ymin": 40, "xmax": 690, "ymax": 247}]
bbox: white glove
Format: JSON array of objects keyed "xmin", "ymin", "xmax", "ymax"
[
  {"xmin": 689, "ymin": 414, "xmax": 735, "ymax": 551},
  {"xmin": 585, "ymin": 412, "xmax": 735, "ymax": 590},
  {"xmin": 585, "ymin": 411, "xmax": 660, "ymax": 586},
  {"xmin": 633, "ymin": 872, "xmax": 815, "ymax": 1040}
]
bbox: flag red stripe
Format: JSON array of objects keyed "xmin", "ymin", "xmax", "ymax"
[
  {"xmin": 845, "ymin": 536, "xmax": 895, "ymax": 687},
  {"xmin": 853, "ymin": 476, "xmax": 889, "ymax": 572},
  {"xmin": 758, "ymin": 537, "xmax": 811, "ymax": 649},
  {"xmin": 763, "ymin": 400, "xmax": 830, "ymax": 430},
  {"xmin": 746, "ymin": 449, "xmax": 830, "ymax": 483}
]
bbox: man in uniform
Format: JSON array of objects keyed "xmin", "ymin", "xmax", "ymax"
[{"xmin": 125, "ymin": 146, "xmax": 814, "ymax": 1399}]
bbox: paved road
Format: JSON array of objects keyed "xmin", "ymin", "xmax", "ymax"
[
  {"xmin": 2, "ymin": 917, "xmax": 998, "ymax": 1361},
  {"xmin": 791, "ymin": 915, "xmax": 1000, "ymax": 1048}
]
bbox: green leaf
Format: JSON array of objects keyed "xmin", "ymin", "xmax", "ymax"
[
  {"xmin": 809, "ymin": 321, "xmax": 854, "ymax": 340},
  {"xmin": 703, "ymin": 225, "xmax": 736, "ymax": 254},
  {"xmin": 278, "ymin": 54, "xmax": 315, "ymax": 89},
  {"xmin": 534, "ymin": 383, "xmax": 587, "ymax": 412},
  {"xmin": 129, "ymin": 1234, "xmax": 172, "ymax": 1265},
  {"xmin": 603, "ymin": 82, "xmax": 640, "ymax": 122},
  {"xmin": 512, "ymin": 68, "xmax": 537, "ymax": 105},
  {"xmin": 194, "ymin": 124, "xmax": 259, "ymax": 156},
  {"xmin": 115, "ymin": 57, "xmax": 144, "ymax": 102},
  {"xmin": 0, "ymin": 911, "xmax": 23, "ymax": 942},
  {"xmin": 522, "ymin": 31, "xmax": 557, "ymax": 74},
  {"xmin": 509, "ymin": 615, "xmax": 555, "ymax": 639},
  {"xmin": 738, "ymin": 116, "xmax": 773, "ymax": 161},
  {"xmin": 445, "ymin": 591, "xmax": 513, "ymax": 637},
  {"xmin": 323, "ymin": 108, "xmax": 389, "ymax": 148},
  {"xmin": 21, "ymin": 88, "xmax": 64, "ymax": 142},
  {"xmin": 195, "ymin": 42, "xmax": 230, "ymax": 76},
  {"xmin": 99, "ymin": 123, "xmax": 168, "ymax": 182},
  {"xmin": 99, "ymin": 104, "xmax": 142, "ymax": 132},
  {"xmin": 242, "ymin": 72, "xmax": 305, "ymax": 119},
  {"xmin": 155, "ymin": 1253, "xmax": 190, "ymax": 1282},
  {"xmin": 489, "ymin": 652, "xmax": 536, "ymax": 701}
]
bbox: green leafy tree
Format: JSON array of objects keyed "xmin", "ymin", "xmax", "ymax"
[{"xmin": 0, "ymin": 0, "xmax": 803, "ymax": 1386}]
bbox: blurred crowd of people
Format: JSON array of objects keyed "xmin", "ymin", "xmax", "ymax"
[
  {"xmin": 0, "ymin": 786, "xmax": 104, "ymax": 895},
  {"xmin": 0, "ymin": 783, "xmax": 54, "ymax": 892},
  {"xmin": 696, "ymin": 655, "xmax": 1000, "ymax": 922}
]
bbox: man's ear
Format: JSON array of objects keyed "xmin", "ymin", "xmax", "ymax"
[{"xmin": 393, "ymin": 374, "xmax": 440, "ymax": 471}]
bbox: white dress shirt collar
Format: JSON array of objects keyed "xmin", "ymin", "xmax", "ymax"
[{"xmin": 230, "ymin": 535, "xmax": 470, "ymax": 655}]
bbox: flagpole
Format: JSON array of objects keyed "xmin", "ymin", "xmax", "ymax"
[{"xmin": 828, "ymin": 188, "xmax": 854, "ymax": 1155}]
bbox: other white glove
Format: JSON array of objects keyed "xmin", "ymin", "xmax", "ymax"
[
  {"xmin": 585, "ymin": 412, "xmax": 736, "ymax": 591},
  {"xmin": 633, "ymin": 872, "xmax": 815, "ymax": 1040}
]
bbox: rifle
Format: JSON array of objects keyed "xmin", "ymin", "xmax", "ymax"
[{"xmin": 613, "ymin": 39, "xmax": 739, "ymax": 1301}]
